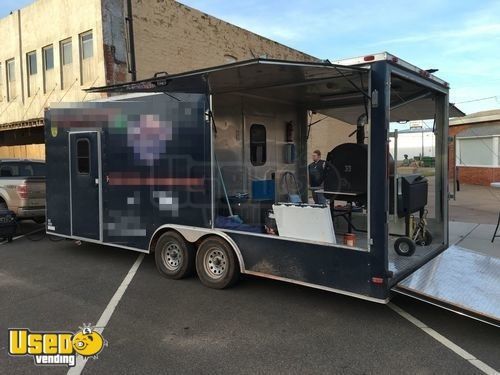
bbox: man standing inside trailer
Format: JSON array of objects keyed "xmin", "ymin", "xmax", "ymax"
[{"xmin": 308, "ymin": 150, "xmax": 326, "ymax": 204}]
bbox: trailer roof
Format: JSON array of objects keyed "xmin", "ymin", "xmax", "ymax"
[
  {"xmin": 87, "ymin": 58, "xmax": 367, "ymax": 95},
  {"xmin": 86, "ymin": 58, "xmax": 462, "ymax": 123}
]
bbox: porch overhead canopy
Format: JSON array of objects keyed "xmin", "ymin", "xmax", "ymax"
[{"xmin": 87, "ymin": 58, "xmax": 463, "ymax": 124}]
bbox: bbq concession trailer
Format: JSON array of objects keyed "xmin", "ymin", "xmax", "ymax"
[{"xmin": 45, "ymin": 53, "xmax": 499, "ymax": 326}]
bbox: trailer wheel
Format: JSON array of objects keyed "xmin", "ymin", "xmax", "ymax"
[
  {"xmin": 394, "ymin": 237, "xmax": 416, "ymax": 256},
  {"xmin": 155, "ymin": 231, "xmax": 195, "ymax": 279},
  {"xmin": 196, "ymin": 236, "xmax": 239, "ymax": 289}
]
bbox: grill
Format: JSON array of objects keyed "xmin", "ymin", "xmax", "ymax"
[
  {"xmin": 324, "ymin": 143, "xmax": 368, "ymax": 204},
  {"xmin": 323, "ymin": 143, "xmax": 395, "ymax": 206}
]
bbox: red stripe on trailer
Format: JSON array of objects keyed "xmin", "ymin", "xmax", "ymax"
[{"xmin": 108, "ymin": 173, "xmax": 204, "ymax": 187}]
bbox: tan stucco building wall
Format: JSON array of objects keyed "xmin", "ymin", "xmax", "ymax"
[
  {"xmin": 0, "ymin": 0, "xmax": 107, "ymax": 128},
  {"xmin": 0, "ymin": 0, "xmax": 328, "ymax": 159}
]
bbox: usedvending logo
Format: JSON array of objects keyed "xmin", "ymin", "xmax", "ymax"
[{"xmin": 8, "ymin": 323, "xmax": 107, "ymax": 367}]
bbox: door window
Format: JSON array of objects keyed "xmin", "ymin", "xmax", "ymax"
[
  {"xmin": 250, "ymin": 124, "xmax": 267, "ymax": 166},
  {"xmin": 76, "ymin": 139, "xmax": 90, "ymax": 174}
]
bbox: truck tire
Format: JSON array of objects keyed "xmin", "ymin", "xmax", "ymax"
[
  {"xmin": 0, "ymin": 200, "xmax": 7, "ymax": 211},
  {"xmin": 155, "ymin": 231, "xmax": 195, "ymax": 279},
  {"xmin": 196, "ymin": 236, "xmax": 239, "ymax": 289}
]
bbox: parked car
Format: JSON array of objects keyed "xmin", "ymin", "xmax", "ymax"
[{"xmin": 0, "ymin": 159, "xmax": 46, "ymax": 223}]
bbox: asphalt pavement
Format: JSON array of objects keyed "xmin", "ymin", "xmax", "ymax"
[{"xmin": 0, "ymin": 225, "xmax": 498, "ymax": 374}]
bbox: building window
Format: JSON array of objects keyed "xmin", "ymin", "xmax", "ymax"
[
  {"xmin": 76, "ymin": 139, "xmax": 90, "ymax": 174},
  {"xmin": 27, "ymin": 51, "xmax": 37, "ymax": 75},
  {"xmin": 42, "ymin": 45, "xmax": 55, "ymax": 93},
  {"xmin": 60, "ymin": 38, "xmax": 73, "ymax": 90},
  {"xmin": 26, "ymin": 51, "xmax": 37, "ymax": 97},
  {"xmin": 79, "ymin": 31, "xmax": 94, "ymax": 85},
  {"xmin": 43, "ymin": 45, "xmax": 54, "ymax": 71},
  {"xmin": 456, "ymin": 137, "xmax": 498, "ymax": 167},
  {"xmin": 6, "ymin": 59, "xmax": 16, "ymax": 101},
  {"xmin": 250, "ymin": 124, "xmax": 267, "ymax": 166},
  {"xmin": 61, "ymin": 39, "xmax": 72, "ymax": 65},
  {"xmin": 80, "ymin": 31, "xmax": 93, "ymax": 60}
]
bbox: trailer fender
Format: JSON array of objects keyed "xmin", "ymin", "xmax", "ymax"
[{"xmin": 149, "ymin": 225, "xmax": 246, "ymax": 272}]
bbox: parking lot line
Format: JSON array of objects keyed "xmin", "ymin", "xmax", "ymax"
[
  {"xmin": 0, "ymin": 227, "xmax": 44, "ymax": 245},
  {"xmin": 0, "ymin": 235, "xmax": 24, "ymax": 245},
  {"xmin": 67, "ymin": 253, "xmax": 145, "ymax": 375},
  {"xmin": 388, "ymin": 302, "xmax": 498, "ymax": 375}
]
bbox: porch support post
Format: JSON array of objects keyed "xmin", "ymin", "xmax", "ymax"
[{"xmin": 369, "ymin": 61, "xmax": 390, "ymax": 295}]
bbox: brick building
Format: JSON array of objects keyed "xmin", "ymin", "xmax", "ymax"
[
  {"xmin": 0, "ymin": 0, "xmax": 319, "ymax": 159},
  {"xmin": 449, "ymin": 109, "xmax": 500, "ymax": 186}
]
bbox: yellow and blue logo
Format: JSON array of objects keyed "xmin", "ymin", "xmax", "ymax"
[{"xmin": 8, "ymin": 323, "xmax": 107, "ymax": 367}]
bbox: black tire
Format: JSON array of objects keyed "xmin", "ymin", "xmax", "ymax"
[
  {"xmin": 0, "ymin": 200, "xmax": 8, "ymax": 211},
  {"xmin": 154, "ymin": 231, "xmax": 195, "ymax": 279},
  {"xmin": 421, "ymin": 230, "xmax": 433, "ymax": 246},
  {"xmin": 196, "ymin": 236, "xmax": 239, "ymax": 289},
  {"xmin": 394, "ymin": 237, "xmax": 416, "ymax": 256}
]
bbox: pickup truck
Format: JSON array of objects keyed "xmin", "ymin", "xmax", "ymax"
[{"xmin": 0, "ymin": 159, "xmax": 46, "ymax": 223}]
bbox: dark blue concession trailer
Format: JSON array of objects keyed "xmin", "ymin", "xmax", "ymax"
[{"xmin": 45, "ymin": 53, "xmax": 499, "ymax": 326}]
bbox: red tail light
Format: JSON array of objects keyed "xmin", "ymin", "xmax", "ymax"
[
  {"xmin": 371, "ymin": 277, "xmax": 384, "ymax": 285},
  {"xmin": 17, "ymin": 184, "xmax": 28, "ymax": 199}
]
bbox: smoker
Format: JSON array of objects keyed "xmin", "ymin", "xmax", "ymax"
[{"xmin": 324, "ymin": 143, "xmax": 368, "ymax": 206}]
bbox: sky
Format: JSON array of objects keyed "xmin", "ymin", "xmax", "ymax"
[{"xmin": 2, "ymin": 0, "xmax": 499, "ymax": 115}]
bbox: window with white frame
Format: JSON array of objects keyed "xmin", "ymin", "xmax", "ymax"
[
  {"xmin": 60, "ymin": 38, "xmax": 73, "ymax": 89},
  {"xmin": 43, "ymin": 45, "xmax": 54, "ymax": 71},
  {"xmin": 6, "ymin": 58, "xmax": 16, "ymax": 101},
  {"xmin": 27, "ymin": 51, "xmax": 37, "ymax": 97},
  {"xmin": 61, "ymin": 39, "xmax": 73, "ymax": 65},
  {"xmin": 43, "ymin": 45, "xmax": 55, "ymax": 93},
  {"xmin": 80, "ymin": 31, "xmax": 93, "ymax": 60},
  {"xmin": 79, "ymin": 30, "xmax": 94, "ymax": 85},
  {"xmin": 456, "ymin": 136, "xmax": 499, "ymax": 167},
  {"xmin": 27, "ymin": 51, "xmax": 37, "ymax": 75}
]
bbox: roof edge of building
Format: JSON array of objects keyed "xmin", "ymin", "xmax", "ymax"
[{"xmin": 450, "ymin": 112, "xmax": 500, "ymax": 126}]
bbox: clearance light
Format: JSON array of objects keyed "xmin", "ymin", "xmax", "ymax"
[
  {"xmin": 364, "ymin": 55, "xmax": 375, "ymax": 61},
  {"xmin": 371, "ymin": 277, "xmax": 384, "ymax": 284}
]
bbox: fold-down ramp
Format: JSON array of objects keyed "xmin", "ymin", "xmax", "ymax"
[{"xmin": 393, "ymin": 245, "xmax": 500, "ymax": 327}]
